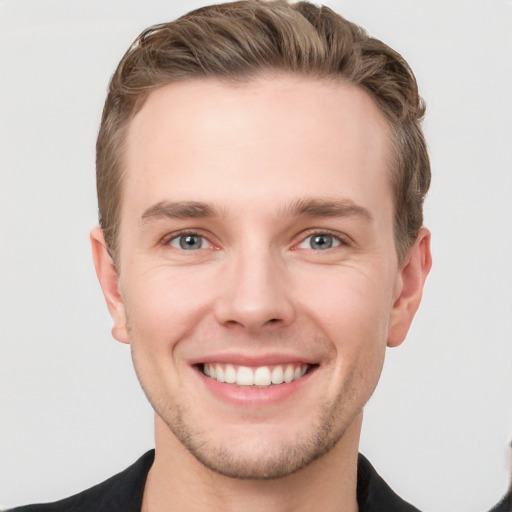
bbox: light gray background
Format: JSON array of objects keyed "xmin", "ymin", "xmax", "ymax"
[{"xmin": 1, "ymin": 1, "xmax": 511, "ymax": 510}]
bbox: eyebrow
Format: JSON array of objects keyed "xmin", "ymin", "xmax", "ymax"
[
  {"xmin": 140, "ymin": 201, "xmax": 221, "ymax": 223},
  {"xmin": 281, "ymin": 197, "xmax": 373, "ymax": 222},
  {"xmin": 140, "ymin": 197, "xmax": 373, "ymax": 224}
]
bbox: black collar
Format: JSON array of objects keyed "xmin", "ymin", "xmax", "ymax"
[{"xmin": 357, "ymin": 453, "xmax": 420, "ymax": 511}]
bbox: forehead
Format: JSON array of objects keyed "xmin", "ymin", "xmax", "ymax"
[{"xmin": 122, "ymin": 75, "xmax": 392, "ymax": 217}]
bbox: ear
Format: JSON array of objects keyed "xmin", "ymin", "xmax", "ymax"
[
  {"xmin": 387, "ymin": 227, "xmax": 432, "ymax": 348},
  {"xmin": 90, "ymin": 227, "xmax": 129, "ymax": 344}
]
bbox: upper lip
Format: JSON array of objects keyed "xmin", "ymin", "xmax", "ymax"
[{"xmin": 188, "ymin": 353, "xmax": 318, "ymax": 367}]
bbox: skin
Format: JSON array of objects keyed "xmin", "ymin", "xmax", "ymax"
[{"xmin": 91, "ymin": 74, "xmax": 431, "ymax": 512}]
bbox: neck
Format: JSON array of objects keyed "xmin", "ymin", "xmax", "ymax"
[{"xmin": 142, "ymin": 413, "xmax": 362, "ymax": 512}]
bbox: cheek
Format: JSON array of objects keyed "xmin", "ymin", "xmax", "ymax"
[
  {"xmin": 296, "ymin": 266, "xmax": 394, "ymax": 344},
  {"xmin": 121, "ymin": 269, "xmax": 214, "ymax": 403},
  {"xmin": 121, "ymin": 266, "xmax": 216, "ymax": 352}
]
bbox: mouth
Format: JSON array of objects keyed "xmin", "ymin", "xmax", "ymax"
[{"xmin": 198, "ymin": 362, "xmax": 316, "ymax": 387}]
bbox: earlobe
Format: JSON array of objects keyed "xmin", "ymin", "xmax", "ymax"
[
  {"xmin": 387, "ymin": 227, "xmax": 432, "ymax": 348},
  {"xmin": 90, "ymin": 227, "xmax": 129, "ymax": 344}
]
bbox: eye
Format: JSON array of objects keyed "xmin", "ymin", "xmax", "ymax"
[
  {"xmin": 297, "ymin": 233, "xmax": 342, "ymax": 251},
  {"xmin": 168, "ymin": 233, "xmax": 206, "ymax": 250}
]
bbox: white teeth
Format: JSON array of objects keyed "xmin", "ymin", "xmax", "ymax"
[
  {"xmin": 216, "ymin": 364, "xmax": 225, "ymax": 383},
  {"xmin": 254, "ymin": 366, "xmax": 272, "ymax": 386},
  {"xmin": 271, "ymin": 366, "xmax": 284, "ymax": 384},
  {"xmin": 224, "ymin": 364, "xmax": 237, "ymax": 384},
  {"xmin": 283, "ymin": 365, "xmax": 294, "ymax": 383},
  {"xmin": 203, "ymin": 363, "xmax": 310, "ymax": 387},
  {"xmin": 237, "ymin": 366, "xmax": 254, "ymax": 386}
]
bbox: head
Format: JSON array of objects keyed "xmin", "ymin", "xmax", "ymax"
[
  {"xmin": 96, "ymin": 0, "xmax": 430, "ymax": 265},
  {"xmin": 92, "ymin": 0, "xmax": 432, "ymax": 481}
]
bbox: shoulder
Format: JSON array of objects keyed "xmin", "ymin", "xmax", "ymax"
[
  {"xmin": 357, "ymin": 454, "xmax": 422, "ymax": 512},
  {"xmin": 489, "ymin": 490, "xmax": 511, "ymax": 512},
  {"xmin": 6, "ymin": 450, "xmax": 155, "ymax": 512}
]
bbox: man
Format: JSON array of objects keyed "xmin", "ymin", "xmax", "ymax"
[{"xmin": 9, "ymin": 1, "xmax": 432, "ymax": 510}]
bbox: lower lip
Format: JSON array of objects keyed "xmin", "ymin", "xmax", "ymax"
[{"xmin": 196, "ymin": 367, "xmax": 315, "ymax": 406}]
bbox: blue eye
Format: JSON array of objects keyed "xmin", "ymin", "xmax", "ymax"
[
  {"xmin": 169, "ymin": 234, "xmax": 204, "ymax": 250},
  {"xmin": 297, "ymin": 233, "xmax": 341, "ymax": 250}
]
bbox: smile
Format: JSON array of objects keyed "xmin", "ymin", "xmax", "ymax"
[{"xmin": 201, "ymin": 363, "xmax": 312, "ymax": 387}]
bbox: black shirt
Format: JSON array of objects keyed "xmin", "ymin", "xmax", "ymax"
[
  {"xmin": 8, "ymin": 451, "xmax": 421, "ymax": 511},
  {"xmin": 489, "ymin": 491, "xmax": 511, "ymax": 512}
]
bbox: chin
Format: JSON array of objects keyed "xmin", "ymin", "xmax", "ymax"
[{"xmin": 156, "ymin": 400, "xmax": 357, "ymax": 480}]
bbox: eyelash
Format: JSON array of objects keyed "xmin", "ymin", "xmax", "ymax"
[
  {"xmin": 162, "ymin": 229, "xmax": 350, "ymax": 252},
  {"xmin": 295, "ymin": 229, "xmax": 350, "ymax": 251},
  {"xmin": 162, "ymin": 230, "xmax": 215, "ymax": 250}
]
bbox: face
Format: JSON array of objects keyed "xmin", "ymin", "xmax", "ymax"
[{"xmin": 92, "ymin": 75, "xmax": 430, "ymax": 479}]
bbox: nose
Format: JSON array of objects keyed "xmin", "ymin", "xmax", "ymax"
[{"xmin": 214, "ymin": 247, "xmax": 295, "ymax": 332}]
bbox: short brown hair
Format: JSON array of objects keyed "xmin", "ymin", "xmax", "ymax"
[{"xmin": 96, "ymin": 0, "xmax": 430, "ymax": 263}]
